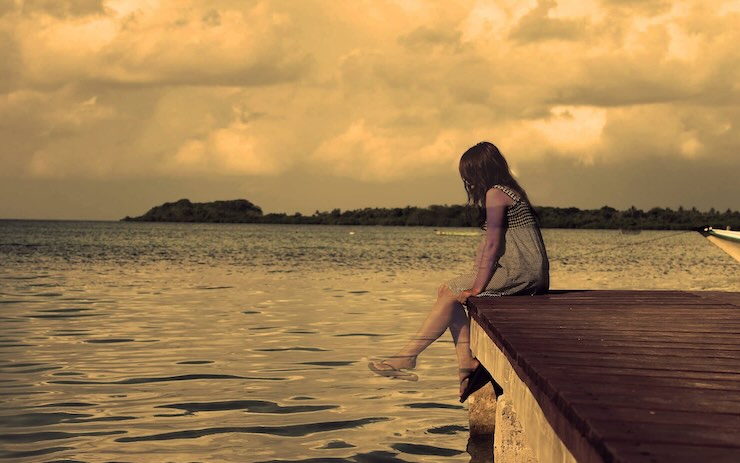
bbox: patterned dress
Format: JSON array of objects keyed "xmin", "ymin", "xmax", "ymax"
[{"xmin": 446, "ymin": 184, "xmax": 549, "ymax": 296}]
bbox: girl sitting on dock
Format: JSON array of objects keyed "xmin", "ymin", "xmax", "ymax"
[{"xmin": 369, "ymin": 141, "xmax": 550, "ymax": 402}]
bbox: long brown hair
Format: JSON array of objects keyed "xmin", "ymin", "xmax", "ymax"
[{"xmin": 459, "ymin": 141, "xmax": 532, "ymax": 226}]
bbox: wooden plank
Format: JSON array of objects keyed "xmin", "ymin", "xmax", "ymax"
[
  {"xmin": 506, "ymin": 340, "xmax": 740, "ymax": 355},
  {"xmin": 482, "ymin": 319, "xmax": 740, "ymax": 326},
  {"xmin": 488, "ymin": 332, "xmax": 740, "ymax": 346},
  {"xmin": 553, "ymin": 382, "xmax": 740, "ymax": 400},
  {"xmin": 542, "ymin": 373, "xmax": 740, "ymax": 394},
  {"xmin": 589, "ymin": 420, "xmax": 740, "ymax": 447},
  {"xmin": 567, "ymin": 395, "xmax": 740, "ymax": 415},
  {"xmin": 476, "ymin": 305, "xmax": 739, "ymax": 314},
  {"xmin": 487, "ymin": 326, "xmax": 740, "ymax": 336},
  {"xmin": 472, "ymin": 290, "xmax": 739, "ymax": 306},
  {"xmin": 524, "ymin": 348, "xmax": 740, "ymax": 363},
  {"xmin": 691, "ymin": 291, "xmax": 740, "ymax": 306},
  {"xmin": 539, "ymin": 364, "xmax": 740, "ymax": 382},
  {"xmin": 610, "ymin": 443, "xmax": 740, "ymax": 463},
  {"xmin": 477, "ymin": 307, "xmax": 740, "ymax": 315},
  {"xmin": 481, "ymin": 323, "xmax": 740, "ymax": 336},
  {"xmin": 478, "ymin": 299, "xmax": 733, "ymax": 306},
  {"xmin": 572, "ymin": 405, "xmax": 740, "ymax": 428},
  {"xmin": 523, "ymin": 353, "xmax": 740, "ymax": 374}
]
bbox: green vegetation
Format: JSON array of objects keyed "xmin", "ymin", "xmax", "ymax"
[
  {"xmin": 536, "ymin": 206, "xmax": 740, "ymax": 230},
  {"xmin": 122, "ymin": 199, "xmax": 263, "ymax": 223},
  {"xmin": 123, "ymin": 200, "xmax": 740, "ymax": 230}
]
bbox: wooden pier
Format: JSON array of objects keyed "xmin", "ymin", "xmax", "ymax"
[{"xmin": 466, "ymin": 290, "xmax": 740, "ymax": 463}]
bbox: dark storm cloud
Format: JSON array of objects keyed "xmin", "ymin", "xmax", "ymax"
[
  {"xmin": 598, "ymin": 0, "xmax": 673, "ymax": 15},
  {"xmin": 0, "ymin": 28, "xmax": 21, "ymax": 93},
  {"xmin": 20, "ymin": 0, "xmax": 105, "ymax": 18},
  {"xmin": 0, "ymin": 0, "xmax": 15, "ymax": 17},
  {"xmin": 509, "ymin": 0, "xmax": 588, "ymax": 43},
  {"xmin": 398, "ymin": 26, "xmax": 464, "ymax": 52}
]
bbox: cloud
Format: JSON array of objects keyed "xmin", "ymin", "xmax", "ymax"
[
  {"xmin": 21, "ymin": 0, "xmax": 105, "ymax": 18},
  {"xmin": 0, "ymin": 86, "xmax": 121, "ymax": 177},
  {"xmin": 0, "ymin": 0, "xmax": 738, "ymax": 194},
  {"xmin": 13, "ymin": 1, "xmax": 311, "ymax": 88},
  {"xmin": 460, "ymin": 0, "xmax": 538, "ymax": 42},
  {"xmin": 13, "ymin": 85, "xmax": 294, "ymax": 179},
  {"xmin": 509, "ymin": 0, "xmax": 589, "ymax": 42},
  {"xmin": 164, "ymin": 109, "xmax": 284, "ymax": 177},
  {"xmin": 311, "ymin": 120, "xmax": 463, "ymax": 182},
  {"xmin": 398, "ymin": 26, "xmax": 463, "ymax": 52},
  {"xmin": 0, "ymin": 28, "xmax": 21, "ymax": 93},
  {"xmin": 599, "ymin": 104, "xmax": 738, "ymax": 162},
  {"xmin": 599, "ymin": 0, "xmax": 673, "ymax": 15}
]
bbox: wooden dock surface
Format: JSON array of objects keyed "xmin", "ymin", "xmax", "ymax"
[{"xmin": 467, "ymin": 290, "xmax": 740, "ymax": 463}]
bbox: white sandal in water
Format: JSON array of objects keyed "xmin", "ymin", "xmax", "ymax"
[{"xmin": 368, "ymin": 360, "xmax": 419, "ymax": 381}]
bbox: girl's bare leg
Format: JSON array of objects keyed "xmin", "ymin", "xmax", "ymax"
[
  {"xmin": 381, "ymin": 285, "xmax": 478, "ymax": 383},
  {"xmin": 448, "ymin": 305, "xmax": 480, "ymax": 395}
]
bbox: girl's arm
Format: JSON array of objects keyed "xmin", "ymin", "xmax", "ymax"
[
  {"xmin": 472, "ymin": 238, "xmax": 485, "ymax": 271},
  {"xmin": 458, "ymin": 188, "xmax": 512, "ymax": 302}
]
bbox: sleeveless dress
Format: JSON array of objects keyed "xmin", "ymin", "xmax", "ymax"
[{"xmin": 445, "ymin": 184, "xmax": 549, "ymax": 296}]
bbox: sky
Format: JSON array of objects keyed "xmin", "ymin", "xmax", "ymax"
[{"xmin": 0, "ymin": 0, "xmax": 738, "ymax": 220}]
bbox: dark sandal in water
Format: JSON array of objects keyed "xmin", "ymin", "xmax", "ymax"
[
  {"xmin": 368, "ymin": 360, "xmax": 419, "ymax": 382},
  {"xmin": 459, "ymin": 363, "xmax": 492, "ymax": 403}
]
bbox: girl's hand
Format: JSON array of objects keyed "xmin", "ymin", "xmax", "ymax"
[{"xmin": 457, "ymin": 288, "xmax": 480, "ymax": 304}]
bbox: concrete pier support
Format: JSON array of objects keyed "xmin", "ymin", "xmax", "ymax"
[
  {"xmin": 468, "ymin": 383, "xmax": 497, "ymax": 436},
  {"xmin": 468, "ymin": 385, "xmax": 537, "ymax": 463},
  {"xmin": 494, "ymin": 394, "xmax": 538, "ymax": 463}
]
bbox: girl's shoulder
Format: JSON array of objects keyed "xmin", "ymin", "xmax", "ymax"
[
  {"xmin": 490, "ymin": 184, "xmax": 521, "ymax": 204},
  {"xmin": 484, "ymin": 186, "xmax": 515, "ymax": 208}
]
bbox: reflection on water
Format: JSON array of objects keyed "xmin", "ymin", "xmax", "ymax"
[{"xmin": 0, "ymin": 222, "xmax": 737, "ymax": 462}]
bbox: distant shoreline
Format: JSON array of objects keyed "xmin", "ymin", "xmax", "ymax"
[{"xmin": 118, "ymin": 198, "xmax": 740, "ymax": 231}]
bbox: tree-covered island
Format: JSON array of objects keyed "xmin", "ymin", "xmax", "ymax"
[{"xmin": 121, "ymin": 198, "xmax": 740, "ymax": 230}]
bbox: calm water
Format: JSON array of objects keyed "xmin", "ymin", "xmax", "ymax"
[{"xmin": 0, "ymin": 221, "xmax": 737, "ymax": 462}]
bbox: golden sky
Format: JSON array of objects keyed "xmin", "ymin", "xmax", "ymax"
[{"xmin": 0, "ymin": 0, "xmax": 738, "ymax": 219}]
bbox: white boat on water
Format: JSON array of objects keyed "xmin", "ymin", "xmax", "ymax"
[
  {"xmin": 701, "ymin": 227, "xmax": 740, "ymax": 263},
  {"xmin": 434, "ymin": 229, "xmax": 483, "ymax": 237}
]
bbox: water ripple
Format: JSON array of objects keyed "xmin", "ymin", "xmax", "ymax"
[
  {"xmin": 0, "ymin": 412, "xmax": 91, "ymax": 427},
  {"xmin": 115, "ymin": 417, "xmax": 389, "ymax": 442},
  {"xmin": 36, "ymin": 402, "xmax": 97, "ymax": 408},
  {"xmin": 255, "ymin": 347, "xmax": 329, "ymax": 352},
  {"xmin": 427, "ymin": 425, "xmax": 467, "ymax": 435},
  {"xmin": 0, "ymin": 446, "xmax": 74, "ymax": 460},
  {"xmin": 256, "ymin": 458, "xmax": 352, "ymax": 463},
  {"xmin": 0, "ymin": 430, "xmax": 125, "ymax": 444},
  {"xmin": 298, "ymin": 361, "xmax": 355, "ymax": 367},
  {"xmin": 83, "ymin": 338, "xmax": 135, "ymax": 344},
  {"xmin": 254, "ymin": 451, "xmax": 413, "ymax": 463},
  {"xmin": 48, "ymin": 373, "xmax": 284, "ymax": 385},
  {"xmin": 27, "ymin": 314, "xmax": 100, "ymax": 319},
  {"xmin": 155, "ymin": 399, "xmax": 337, "ymax": 414},
  {"xmin": 391, "ymin": 442, "xmax": 463, "ymax": 457},
  {"xmin": 319, "ymin": 440, "xmax": 355, "ymax": 449},
  {"xmin": 0, "ymin": 363, "xmax": 43, "ymax": 369},
  {"xmin": 36, "ymin": 308, "xmax": 93, "ymax": 313},
  {"xmin": 404, "ymin": 402, "xmax": 463, "ymax": 410}
]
